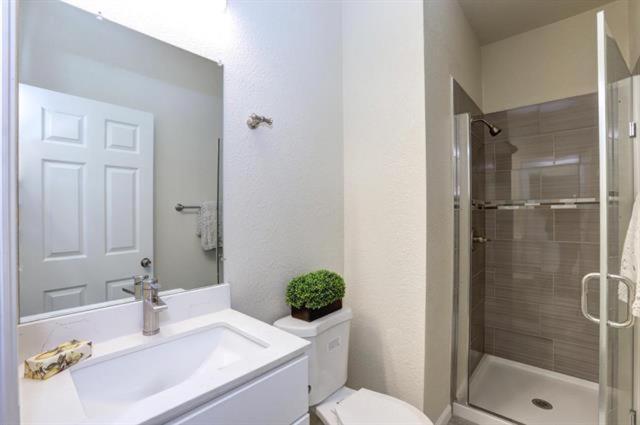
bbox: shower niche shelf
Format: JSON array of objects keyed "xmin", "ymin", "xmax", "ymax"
[{"xmin": 472, "ymin": 198, "xmax": 600, "ymax": 210}]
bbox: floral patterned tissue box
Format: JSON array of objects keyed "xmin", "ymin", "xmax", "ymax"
[{"xmin": 24, "ymin": 339, "xmax": 92, "ymax": 380}]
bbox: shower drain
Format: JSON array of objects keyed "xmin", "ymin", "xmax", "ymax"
[{"xmin": 532, "ymin": 398, "xmax": 553, "ymax": 410}]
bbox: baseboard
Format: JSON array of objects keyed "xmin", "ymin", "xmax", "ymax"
[{"xmin": 433, "ymin": 404, "xmax": 452, "ymax": 425}]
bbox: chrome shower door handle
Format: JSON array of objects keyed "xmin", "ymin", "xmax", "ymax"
[
  {"xmin": 580, "ymin": 272, "xmax": 635, "ymax": 328},
  {"xmin": 581, "ymin": 273, "xmax": 600, "ymax": 324},
  {"xmin": 607, "ymin": 273, "xmax": 635, "ymax": 329}
]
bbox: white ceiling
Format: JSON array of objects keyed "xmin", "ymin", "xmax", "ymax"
[{"xmin": 457, "ymin": 0, "xmax": 616, "ymax": 45}]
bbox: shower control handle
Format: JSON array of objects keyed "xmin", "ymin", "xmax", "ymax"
[{"xmin": 472, "ymin": 236, "xmax": 491, "ymax": 244}]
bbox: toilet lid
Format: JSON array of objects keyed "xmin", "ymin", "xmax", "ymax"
[{"xmin": 334, "ymin": 388, "xmax": 432, "ymax": 425}]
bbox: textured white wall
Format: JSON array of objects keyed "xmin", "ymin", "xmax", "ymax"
[
  {"xmin": 423, "ymin": 0, "xmax": 483, "ymax": 419},
  {"xmin": 63, "ymin": 0, "xmax": 344, "ymax": 324},
  {"xmin": 481, "ymin": 0, "xmax": 630, "ymax": 113},
  {"xmin": 343, "ymin": 0, "xmax": 427, "ymax": 411},
  {"xmin": 222, "ymin": 1, "xmax": 343, "ymax": 323}
]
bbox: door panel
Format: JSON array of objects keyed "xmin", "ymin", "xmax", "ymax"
[
  {"xmin": 19, "ymin": 84, "xmax": 154, "ymax": 316},
  {"xmin": 105, "ymin": 166, "xmax": 138, "ymax": 253},
  {"xmin": 596, "ymin": 11, "xmax": 635, "ymax": 425},
  {"xmin": 42, "ymin": 160, "xmax": 85, "ymax": 259},
  {"xmin": 43, "ymin": 285, "xmax": 86, "ymax": 312}
]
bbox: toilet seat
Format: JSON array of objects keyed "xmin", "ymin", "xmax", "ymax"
[{"xmin": 315, "ymin": 387, "xmax": 433, "ymax": 425}]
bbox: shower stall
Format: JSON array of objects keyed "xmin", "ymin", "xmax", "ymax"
[{"xmin": 452, "ymin": 11, "xmax": 639, "ymax": 425}]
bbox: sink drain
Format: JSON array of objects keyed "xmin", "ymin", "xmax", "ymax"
[{"xmin": 532, "ymin": 398, "xmax": 553, "ymax": 410}]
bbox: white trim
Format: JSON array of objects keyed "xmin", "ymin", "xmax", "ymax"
[
  {"xmin": 0, "ymin": 0, "xmax": 19, "ymax": 423},
  {"xmin": 452, "ymin": 403, "xmax": 515, "ymax": 425},
  {"xmin": 433, "ymin": 404, "xmax": 452, "ymax": 425}
]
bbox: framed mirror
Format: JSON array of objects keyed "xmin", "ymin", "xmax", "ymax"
[{"xmin": 17, "ymin": 0, "xmax": 223, "ymax": 322}]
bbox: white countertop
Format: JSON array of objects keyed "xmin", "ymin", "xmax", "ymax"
[{"xmin": 20, "ymin": 308, "xmax": 309, "ymax": 425}]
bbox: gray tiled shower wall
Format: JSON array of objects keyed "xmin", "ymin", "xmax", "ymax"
[{"xmin": 478, "ymin": 93, "xmax": 600, "ymax": 382}]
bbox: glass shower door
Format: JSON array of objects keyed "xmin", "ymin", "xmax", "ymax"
[{"xmin": 593, "ymin": 10, "xmax": 636, "ymax": 425}]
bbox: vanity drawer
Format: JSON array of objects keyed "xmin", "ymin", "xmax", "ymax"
[{"xmin": 166, "ymin": 355, "xmax": 309, "ymax": 425}]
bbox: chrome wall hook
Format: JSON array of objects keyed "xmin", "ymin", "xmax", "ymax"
[{"xmin": 247, "ymin": 113, "xmax": 273, "ymax": 129}]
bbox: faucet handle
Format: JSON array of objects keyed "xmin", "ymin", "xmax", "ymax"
[
  {"xmin": 133, "ymin": 275, "xmax": 149, "ymax": 285},
  {"xmin": 122, "ymin": 275, "xmax": 149, "ymax": 299},
  {"xmin": 142, "ymin": 277, "xmax": 160, "ymax": 291},
  {"xmin": 152, "ymin": 297, "xmax": 168, "ymax": 312}
]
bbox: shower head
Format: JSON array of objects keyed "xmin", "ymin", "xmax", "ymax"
[{"xmin": 471, "ymin": 118, "xmax": 502, "ymax": 137}]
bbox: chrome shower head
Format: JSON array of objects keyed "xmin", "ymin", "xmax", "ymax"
[{"xmin": 471, "ymin": 118, "xmax": 502, "ymax": 137}]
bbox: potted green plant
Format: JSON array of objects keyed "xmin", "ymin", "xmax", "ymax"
[{"xmin": 286, "ymin": 270, "xmax": 345, "ymax": 322}]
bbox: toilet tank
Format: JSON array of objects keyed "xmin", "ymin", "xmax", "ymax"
[{"xmin": 274, "ymin": 307, "xmax": 353, "ymax": 406}]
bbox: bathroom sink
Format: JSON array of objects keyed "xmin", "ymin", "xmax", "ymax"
[
  {"xmin": 71, "ymin": 325, "xmax": 265, "ymax": 419},
  {"xmin": 19, "ymin": 287, "xmax": 310, "ymax": 425}
]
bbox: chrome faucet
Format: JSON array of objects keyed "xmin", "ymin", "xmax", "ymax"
[{"xmin": 142, "ymin": 277, "xmax": 168, "ymax": 336}]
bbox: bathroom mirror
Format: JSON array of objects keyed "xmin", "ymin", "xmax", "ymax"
[{"xmin": 17, "ymin": 0, "xmax": 223, "ymax": 322}]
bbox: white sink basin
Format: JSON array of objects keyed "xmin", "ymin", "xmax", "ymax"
[{"xmin": 71, "ymin": 325, "xmax": 266, "ymax": 419}]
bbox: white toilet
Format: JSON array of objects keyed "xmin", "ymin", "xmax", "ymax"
[{"xmin": 274, "ymin": 307, "xmax": 433, "ymax": 425}]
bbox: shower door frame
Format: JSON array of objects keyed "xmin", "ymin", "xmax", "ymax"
[
  {"xmin": 449, "ymin": 89, "xmax": 516, "ymax": 425},
  {"xmin": 634, "ymin": 73, "xmax": 640, "ymax": 421},
  {"xmin": 595, "ymin": 10, "xmax": 637, "ymax": 424},
  {"xmin": 450, "ymin": 77, "xmax": 517, "ymax": 424},
  {"xmin": 450, "ymin": 92, "xmax": 517, "ymax": 425},
  {"xmin": 451, "ymin": 109, "xmax": 471, "ymax": 406},
  {"xmin": 450, "ymin": 54, "xmax": 640, "ymax": 422}
]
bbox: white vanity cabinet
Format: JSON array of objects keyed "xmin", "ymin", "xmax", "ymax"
[
  {"xmin": 19, "ymin": 289, "xmax": 311, "ymax": 425},
  {"xmin": 166, "ymin": 355, "xmax": 309, "ymax": 425}
]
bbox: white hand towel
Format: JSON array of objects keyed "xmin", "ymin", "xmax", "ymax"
[
  {"xmin": 620, "ymin": 195, "xmax": 640, "ymax": 316},
  {"xmin": 197, "ymin": 201, "xmax": 217, "ymax": 251}
]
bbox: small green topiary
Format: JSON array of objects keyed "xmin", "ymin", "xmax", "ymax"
[{"xmin": 286, "ymin": 270, "xmax": 345, "ymax": 310}]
